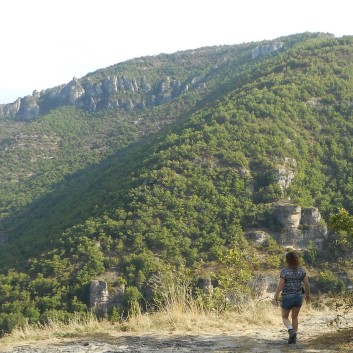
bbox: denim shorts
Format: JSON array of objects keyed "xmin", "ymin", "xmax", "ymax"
[{"xmin": 281, "ymin": 295, "xmax": 303, "ymax": 310}]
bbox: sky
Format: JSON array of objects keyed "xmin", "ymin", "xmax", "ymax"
[{"xmin": 0, "ymin": 0, "xmax": 352, "ymax": 104}]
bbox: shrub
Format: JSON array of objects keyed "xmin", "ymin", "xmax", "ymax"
[
  {"xmin": 123, "ymin": 286, "xmax": 143, "ymax": 316},
  {"xmin": 317, "ymin": 270, "xmax": 346, "ymax": 294},
  {"xmin": 0, "ymin": 312, "xmax": 26, "ymax": 335},
  {"xmin": 303, "ymin": 240, "xmax": 318, "ymax": 265}
]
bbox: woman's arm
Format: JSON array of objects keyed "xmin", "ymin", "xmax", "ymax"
[
  {"xmin": 303, "ymin": 275, "xmax": 311, "ymax": 302},
  {"xmin": 272, "ymin": 277, "xmax": 285, "ymax": 305}
]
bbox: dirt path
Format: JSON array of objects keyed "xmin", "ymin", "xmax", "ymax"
[{"xmin": 2, "ymin": 312, "xmax": 352, "ymax": 352}]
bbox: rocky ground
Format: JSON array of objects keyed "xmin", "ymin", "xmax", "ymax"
[{"xmin": 1, "ymin": 312, "xmax": 352, "ymax": 353}]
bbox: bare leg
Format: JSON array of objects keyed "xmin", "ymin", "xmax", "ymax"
[
  {"xmin": 282, "ymin": 307, "xmax": 298, "ymax": 344},
  {"xmin": 291, "ymin": 306, "xmax": 301, "ymax": 332},
  {"xmin": 281, "ymin": 308, "xmax": 292, "ymax": 328}
]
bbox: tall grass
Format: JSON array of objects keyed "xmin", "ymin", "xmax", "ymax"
[
  {"xmin": 0, "ymin": 284, "xmax": 285, "ymax": 352},
  {"xmin": 0, "ymin": 272, "xmax": 324, "ymax": 350},
  {"xmin": 1, "ymin": 299, "xmax": 345, "ymax": 353},
  {"xmin": 0, "ymin": 300, "xmax": 284, "ymax": 350}
]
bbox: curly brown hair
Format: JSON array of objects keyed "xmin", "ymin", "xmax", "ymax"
[{"xmin": 286, "ymin": 251, "xmax": 300, "ymax": 268}]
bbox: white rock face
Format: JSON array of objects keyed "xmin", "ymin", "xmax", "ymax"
[
  {"xmin": 89, "ymin": 280, "xmax": 110, "ymax": 309},
  {"xmin": 274, "ymin": 204, "xmax": 302, "ymax": 229},
  {"xmin": 277, "ymin": 157, "xmax": 297, "ymax": 191},
  {"xmin": 103, "ymin": 76, "xmax": 118, "ymax": 94},
  {"xmin": 252, "ymin": 42, "xmax": 283, "ymax": 60},
  {"xmin": 273, "ymin": 203, "xmax": 328, "ymax": 249}
]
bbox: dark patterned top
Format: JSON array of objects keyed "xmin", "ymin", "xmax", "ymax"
[{"xmin": 280, "ymin": 266, "xmax": 306, "ymax": 298}]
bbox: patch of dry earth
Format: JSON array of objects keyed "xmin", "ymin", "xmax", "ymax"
[{"xmin": 2, "ymin": 312, "xmax": 352, "ymax": 353}]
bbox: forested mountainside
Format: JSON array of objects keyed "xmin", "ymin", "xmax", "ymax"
[{"xmin": 1, "ymin": 32, "xmax": 353, "ymax": 333}]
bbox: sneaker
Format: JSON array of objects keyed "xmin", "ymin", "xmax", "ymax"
[{"xmin": 288, "ymin": 329, "xmax": 297, "ymax": 344}]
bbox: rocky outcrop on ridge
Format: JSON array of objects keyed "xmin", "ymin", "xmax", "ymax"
[
  {"xmin": 0, "ymin": 73, "xmax": 207, "ymax": 121},
  {"xmin": 251, "ymin": 42, "xmax": 283, "ymax": 59}
]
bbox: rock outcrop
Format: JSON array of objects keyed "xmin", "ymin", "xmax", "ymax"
[
  {"xmin": 274, "ymin": 203, "xmax": 302, "ymax": 229},
  {"xmin": 89, "ymin": 280, "xmax": 125, "ymax": 315},
  {"xmin": 252, "ymin": 42, "xmax": 283, "ymax": 60},
  {"xmin": 273, "ymin": 203, "xmax": 327, "ymax": 249},
  {"xmin": 251, "ymin": 273, "xmax": 278, "ymax": 299},
  {"xmin": 277, "ymin": 157, "xmax": 297, "ymax": 191},
  {"xmin": 247, "ymin": 203, "xmax": 328, "ymax": 250},
  {"xmin": 246, "ymin": 230, "xmax": 271, "ymax": 244},
  {"xmin": 19, "ymin": 96, "xmax": 40, "ymax": 120},
  {"xmin": 0, "ymin": 73, "xmax": 207, "ymax": 121},
  {"xmin": 0, "ymin": 95, "xmax": 40, "ymax": 120}
]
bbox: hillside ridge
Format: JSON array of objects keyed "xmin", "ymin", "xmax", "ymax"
[
  {"xmin": 0, "ymin": 32, "xmax": 353, "ymax": 336},
  {"xmin": 1, "ymin": 33, "xmax": 316, "ymax": 121}
]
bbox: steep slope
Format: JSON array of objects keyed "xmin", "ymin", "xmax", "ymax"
[
  {"xmin": 0, "ymin": 39, "xmax": 262, "ymax": 220},
  {"xmin": 0, "ymin": 32, "xmax": 305, "ymax": 258},
  {"xmin": 1, "ymin": 33, "xmax": 353, "ymax": 333},
  {"xmin": 2, "ymin": 32, "xmax": 353, "ymax": 268}
]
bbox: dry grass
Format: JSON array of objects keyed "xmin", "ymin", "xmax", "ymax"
[
  {"xmin": 307, "ymin": 326, "xmax": 353, "ymax": 353},
  {"xmin": 125, "ymin": 299, "xmax": 283, "ymax": 335},
  {"xmin": 0, "ymin": 300, "xmax": 282, "ymax": 350},
  {"xmin": 0, "ymin": 313, "xmax": 105, "ymax": 350},
  {"xmin": 0, "ymin": 298, "xmax": 351, "ymax": 352}
]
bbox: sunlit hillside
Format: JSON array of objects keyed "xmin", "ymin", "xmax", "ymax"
[{"xmin": 0, "ymin": 32, "xmax": 352, "ymax": 336}]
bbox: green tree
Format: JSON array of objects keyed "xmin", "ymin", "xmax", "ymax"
[
  {"xmin": 328, "ymin": 208, "xmax": 353, "ymax": 257},
  {"xmin": 217, "ymin": 232, "xmax": 255, "ymax": 305}
]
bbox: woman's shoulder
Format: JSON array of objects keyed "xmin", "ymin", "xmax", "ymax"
[
  {"xmin": 280, "ymin": 267, "xmax": 289, "ymax": 276},
  {"xmin": 298, "ymin": 266, "xmax": 307, "ymax": 274},
  {"xmin": 281, "ymin": 266, "xmax": 306, "ymax": 273}
]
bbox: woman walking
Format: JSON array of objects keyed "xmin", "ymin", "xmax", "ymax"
[{"xmin": 273, "ymin": 251, "xmax": 311, "ymax": 344}]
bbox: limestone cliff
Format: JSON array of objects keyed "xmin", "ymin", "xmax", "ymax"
[
  {"xmin": 0, "ymin": 73, "xmax": 207, "ymax": 121},
  {"xmin": 89, "ymin": 280, "xmax": 125, "ymax": 315},
  {"xmin": 251, "ymin": 42, "xmax": 283, "ymax": 60},
  {"xmin": 273, "ymin": 203, "xmax": 327, "ymax": 249},
  {"xmin": 246, "ymin": 203, "xmax": 328, "ymax": 250}
]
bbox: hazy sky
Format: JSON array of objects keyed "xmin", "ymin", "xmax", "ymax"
[{"xmin": 0, "ymin": 0, "xmax": 352, "ymax": 104}]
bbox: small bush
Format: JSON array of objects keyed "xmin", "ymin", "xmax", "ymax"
[
  {"xmin": 123, "ymin": 286, "xmax": 143, "ymax": 316},
  {"xmin": 317, "ymin": 270, "xmax": 346, "ymax": 294},
  {"xmin": 303, "ymin": 240, "xmax": 318, "ymax": 265}
]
